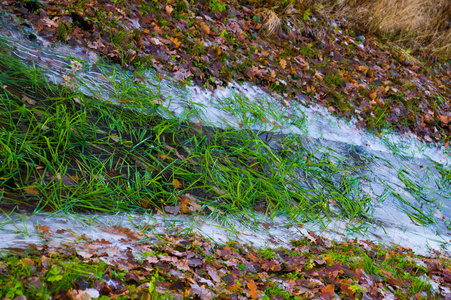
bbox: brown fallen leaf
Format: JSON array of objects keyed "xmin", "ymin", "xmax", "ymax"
[
  {"xmin": 22, "ymin": 95, "xmax": 37, "ymax": 105},
  {"xmin": 206, "ymin": 264, "xmax": 221, "ymax": 283},
  {"xmin": 340, "ymin": 279, "xmax": 355, "ymax": 297},
  {"xmin": 36, "ymin": 224, "xmax": 54, "ymax": 237},
  {"xmin": 279, "ymin": 58, "xmax": 287, "ymax": 69},
  {"xmin": 320, "ymin": 284, "xmax": 335, "ymax": 299},
  {"xmin": 164, "ymin": 145, "xmax": 186, "ymax": 160},
  {"xmin": 24, "ymin": 187, "xmax": 40, "ymax": 195},
  {"xmin": 190, "ymin": 283, "xmax": 214, "ymax": 300},
  {"xmin": 439, "ymin": 115, "xmax": 449, "ymax": 124},
  {"xmin": 66, "ymin": 288, "xmax": 91, "ymax": 300},
  {"xmin": 247, "ymin": 280, "xmax": 259, "ymax": 300},
  {"xmin": 200, "ymin": 23, "xmax": 210, "ymax": 34},
  {"xmin": 173, "ymin": 178, "xmax": 182, "ymax": 189},
  {"xmin": 164, "ymin": 205, "xmax": 181, "ymax": 215}
]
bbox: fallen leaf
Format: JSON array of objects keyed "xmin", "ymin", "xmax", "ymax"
[
  {"xmin": 190, "ymin": 283, "xmax": 213, "ymax": 300},
  {"xmin": 22, "ymin": 95, "xmax": 37, "ymax": 105},
  {"xmin": 280, "ymin": 58, "xmax": 287, "ymax": 69},
  {"xmin": 369, "ymin": 91, "xmax": 377, "ymax": 100},
  {"xmin": 173, "ymin": 178, "xmax": 182, "ymax": 189},
  {"xmin": 340, "ymin": 279, "xmax": 355, "ymax": 297},
  {"xmin": 164, "ymin": 205, "xmax": 181, "ymax": 214},
  {"xmin": 66, "ymin": 288, "xmax": 91, "ymax": 300},
  {"xmin": 110, "ymin": 135, "xmax": 120, "ymax": 142},
  {"xmin": 36, "ymin": 224, "xmax": 54, "ymax": 237},
  {"xmin": 24, "ymin": 187, "xmax": 40, "ymax": 195},
  {"xmin": 168, "ymin": 36, "xmax": 181, "ymax": 48},
  {"xmin": 439, "ymin": 115, "xmax": 449, "ymax": 124},
  {"xmin": 207, "ymin": 264, "xmax": 221, "ymax": 283},
  {"xmin": 247, "ymin": 280, "xmax": 259, "ymax": 300},
  {"xmin": 150, "ymin": 38, "xmax": 162, "ymax": 46},
  {"xmin": 141, "ymin": 197, "xmax": 152, "ymax": 209},
  {"xmin": 320, "ymin": 284, "xmax": 335, "ymax": 298},
  {"xmin": 201, "ymin": 23, "xmax": 210, "ymax": 34}
]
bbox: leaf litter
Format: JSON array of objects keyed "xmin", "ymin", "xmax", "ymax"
[
  {"xmin": 1, "ymin": 222, "xmax": 451, "ymax": 299},
  {"xmin": 0, "ymin": 0, "xmax": 451, "ymax": 298}
]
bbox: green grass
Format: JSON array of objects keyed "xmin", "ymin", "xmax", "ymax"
[{"xmin": 0, "ymin": 36, "xmax": 374, "ymax": 232}]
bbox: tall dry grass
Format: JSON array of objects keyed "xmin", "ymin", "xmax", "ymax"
[
  {"xmin": 325, "ymin": 0, "xmax": 451, "ymax": 57},
  {"xmin": 253, "ymin": 0, "xmax": 451, "ymax": 58}
]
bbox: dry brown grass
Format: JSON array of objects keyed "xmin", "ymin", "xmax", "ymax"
[
  {"xmin": 260, "ymin": 8, "xmax": 282, "ymax": 36},
  {"xmin": 251, "ymin": 0, "xmax": 451, "ymax": 58},
  {"xmin": 297, "ymin": 0, "xmax": 451, "ymax": 57}
]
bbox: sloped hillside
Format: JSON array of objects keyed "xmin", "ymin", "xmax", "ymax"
[{"xmin": 1, "ymin": 0, "xmax": 450, "ymax": 144}]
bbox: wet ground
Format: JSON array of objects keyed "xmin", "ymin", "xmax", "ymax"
[{"xmin": 1, "ymin": 12, "xmax": 450, "ymax": 256}]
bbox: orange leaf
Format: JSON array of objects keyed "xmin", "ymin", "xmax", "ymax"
[
  {"xmin": 357, "ymin": 65, "xmax": 367, "ymax": 72},
  {"xmin": 173, "ymin": 179, "xmax": 182, "ymax": 189},
  {"xmin": 165, "ymin": 5, "xmax": 173, "ymax": 14},
  {"xmin": 439, "ymin": 115, "xmax": 449, "ymax": 124},
  {"xmin": 279, "ymin": 58, "xmax": 287, "ymax": 69},
  {"xmin": 168, "ymin": 37, "xmax": 181, "ymax": 48},
  {"xmin": 247, "ymin": 280, "xmax": 259, "ymax": 300},
  {"xmin": 158, "ymin": 154, "xmax": 169, "ymax": 160},
  {"xmin": 270, "ymin": 69, "xmax": 276, "ymax": 80},
  {"xmin": 201, "ymin": 23, "xmax": 210, "ymax": 34},
  {"xmin": 69, "ymin": 175, "xmax": 80, "ymax": 182},
  {"xmin": 340, "ymin": 279, "xmax": 355, "ymax": 297},
  {"xmin": 179, "ymin": 196, "xmax": 190, "ymax": 214},
  {"xmin": 24, "ymin": 187, "xmax": 40, "ymax": 195},
  {"xmin": 215, "ymin": 46, "xmax": 221, "ymax": 56},
  {"xmin": 141, "ymin": 197, "xmax": 151, "ymax": 208},
  {"xmin": 369, "ymin": 91, "xmax": 377, "ymax": 100},
  {"xmin": 320, "ymin": 284, "xmax": 335, "ymax": 298}
]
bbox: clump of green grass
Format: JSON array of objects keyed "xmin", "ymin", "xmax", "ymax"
[{"xmin": 0, "ymin": 39, "xmax": 373, "ymax": 230}]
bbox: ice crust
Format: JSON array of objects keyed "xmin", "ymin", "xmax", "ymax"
[{"xmin": 0, "ymin": 12, "xmax": 450, "ymax": 256}]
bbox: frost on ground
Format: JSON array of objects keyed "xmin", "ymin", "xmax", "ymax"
[{"xmin": 0, "ymin": 12, "xmax": 450, "ymax": 256}]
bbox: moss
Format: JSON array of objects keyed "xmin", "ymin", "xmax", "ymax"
[
  {"xmin": 56, "ymin": 22, "xmax": 73, "ymax": 42},
  {"xmin": 323, "ymin": 73, "xmax": 344, "ymax": 88}
]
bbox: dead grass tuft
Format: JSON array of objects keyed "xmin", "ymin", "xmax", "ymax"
[
  {"xmin": 261, "ymin": 8, "xmax": 282, "ymax": 36},
  {"xmin": 250, "ymin": 0, "xmax": 451, "ymax": 57},
  {"xmin": 305, "ymin": 0, "xmax": 451, "ymax": 57}
]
